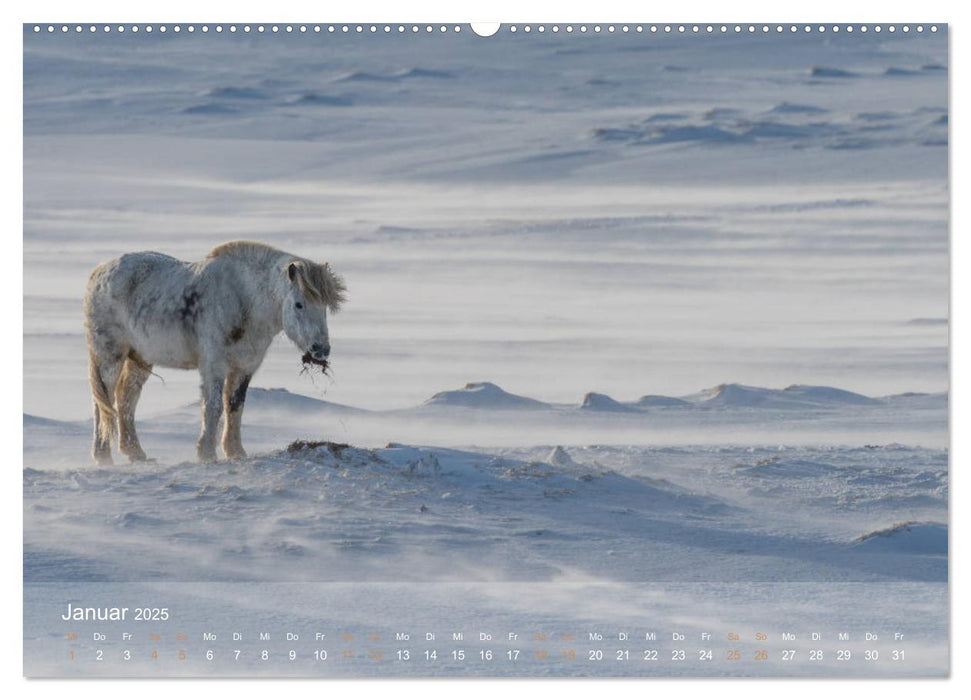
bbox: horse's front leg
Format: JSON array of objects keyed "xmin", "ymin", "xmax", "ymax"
[
  {"xmin": 197, "ymin": 364, "xmax": 226, "ymax": 462},
  {"xmin": 222, "ymin": 369, "xmax": 251, "ymax": 460}
]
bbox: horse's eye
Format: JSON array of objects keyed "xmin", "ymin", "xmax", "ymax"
[{"xmin": 295, "ymin": 302, "xmax": 304, "ymax": 310}]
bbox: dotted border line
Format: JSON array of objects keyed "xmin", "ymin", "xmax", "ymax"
[{"xmin": 29, "ymin": 24, "xmax": 940, "ymax": 35}]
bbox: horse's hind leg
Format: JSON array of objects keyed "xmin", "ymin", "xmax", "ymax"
[
  {"xmin": 88, "ymin": 350, "xmax": 123, "ymax": 466},
  {"xmin": 115, "ymin": 354, "xmax": 151, "ymax": 462}
]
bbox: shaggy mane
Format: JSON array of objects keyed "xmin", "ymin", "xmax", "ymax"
[
  {"xmin": 208, "ymin": 241, "xmax": 347, "ymax": 312},
  {"xmin": 207, "ymin": 240, "xmax": 280, "ymax": 263},
  {"xmin": 291, "ymin": 259, "xmax": 347, "ymax": 312}
]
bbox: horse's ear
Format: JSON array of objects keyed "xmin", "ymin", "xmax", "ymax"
[{"xmin": 287, "ymin": 262, "xmax": 299, "ymax": 282}]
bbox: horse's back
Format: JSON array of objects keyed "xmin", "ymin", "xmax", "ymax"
[
  {"xmin": 85, "ymin": 251, "xmax": 201, "ymax": 367},
  {"xmin": 88, "ymin": 251, "xmax": 189, "ymax": 296}
]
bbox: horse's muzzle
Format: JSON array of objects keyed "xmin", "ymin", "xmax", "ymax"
[{"xmin": 301, "ymin": 351, "xmax": 330, "ymax": 372}]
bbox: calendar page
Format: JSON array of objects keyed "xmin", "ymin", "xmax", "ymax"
[{"xmin": 22, "ymin": 22, "xmax": 949, "ymax": 678}]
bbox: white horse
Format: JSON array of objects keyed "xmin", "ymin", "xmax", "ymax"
[{"xmin": 83, "ymin": 241, "xmax": 346, "ymax": 465}]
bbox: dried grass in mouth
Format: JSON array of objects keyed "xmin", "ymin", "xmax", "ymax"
[{"xmin": 300, "ymin": 352, "xmax": 330, "ymax": 375}]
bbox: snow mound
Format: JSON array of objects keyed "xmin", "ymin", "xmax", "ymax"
[
  {"xmin": 423, "ymin": 382, "xmax": 550, "ymax": 410},
  {"xmin": 637, "ymin": 395, "xmax": 689, "ymax": 407},
  {"xmin": 691, "ymin": 383, "xmax": 793, "ymax": 408},
  {"xmin": 547, "ymin": 445, "xmax": 576, "ymax": 467},
  {"xmin": 689, "ymin": 383, "xmax": 880, "ymax": 409},
  {"xmin": 853, "ymin": 522, "xmax": 947, "ymax": 555},
  {"xmin": 184, "ymin": 387, "xmax": 359, "ymax": 414},
  {"xmin": 24, "ymin": 414, "xmax": 81, "ymax": 430},
  {"xmin": 579, "ymin": 392, "xmax": 634, "ymax": 412},
  {"xmin": 782, "ymin": 385, "xmax": 881, "ymax": 406}
]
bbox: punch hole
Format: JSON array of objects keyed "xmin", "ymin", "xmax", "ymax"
[{"xmin": 471, "ymin": 23, "xmax": 500, "ymax": 37}]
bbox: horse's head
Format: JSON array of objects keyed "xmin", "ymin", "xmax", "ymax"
[{"xmin": 282, "ymin": 259, "xmax": 346, "ymax": 364}]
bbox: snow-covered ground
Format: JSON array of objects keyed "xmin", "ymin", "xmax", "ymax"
[{"xmin": 23, "ymin": 26, "xmax": 948, "ymax": 676}]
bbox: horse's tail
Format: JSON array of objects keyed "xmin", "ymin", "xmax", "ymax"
[{"xmin": 89, "ymin": 349, "xmax": 117, "ymax": 443}]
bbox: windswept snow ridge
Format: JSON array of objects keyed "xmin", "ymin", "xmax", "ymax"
[{"xmin": 24, "ymin": 436, "xmax": 947, "ymax": 584}]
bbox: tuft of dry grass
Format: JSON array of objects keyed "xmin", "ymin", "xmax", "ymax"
[
  {"xmin": 300, "ymin": 352, "xmax": 330, "ymax": 376},
  {"xmin": 285, "ymin": 439, "xmax": 350, "ymax": 456}
]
